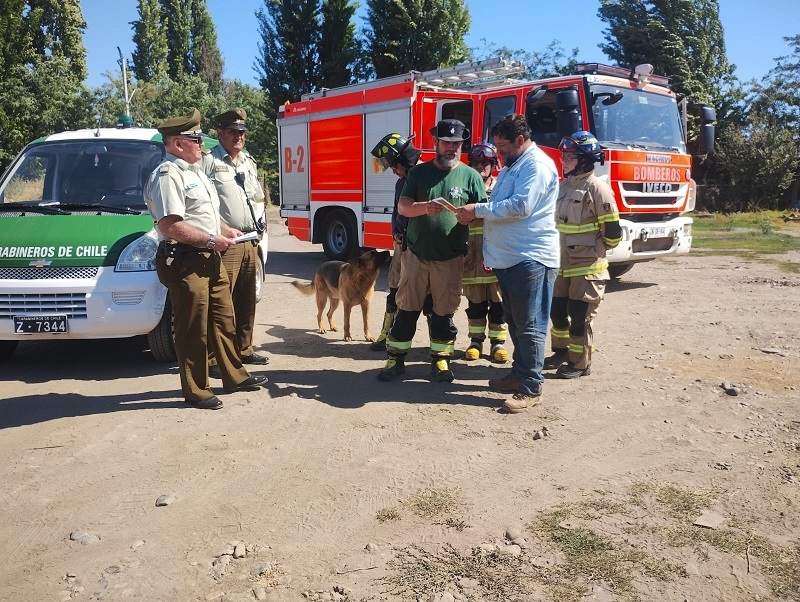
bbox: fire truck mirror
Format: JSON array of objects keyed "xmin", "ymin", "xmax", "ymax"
[
  {"xmin": 556, "ymin": 88, "xmax": 580, "ymax": 139},
  {"xmin": 556, "ymin": 87, "xmax": 579, "ymax": 111}
]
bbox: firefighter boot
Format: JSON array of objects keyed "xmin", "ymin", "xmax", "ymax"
[
  {"xmin": 431, "ymin": 358, "xmax": 454, "ymax": 382},
  {"xmin": 370, "ymin": 310, "xmax": 395, "ymax": 351},
  {"xmin": 556, "ymin": 361, "xmax": 591, "ymax": 379},
  {"xmin": 465, "ymin": 340, "xmax": 483, "ymax": 361},
  {"xmin": 490, "ymin": 341, "xmax": 509, "ymax": 363},
  {"xmin": 543, "ymin": 349, "xmax": 569, "ymax": 370},
  {"xmin": 378, "ymin": 355, "xmax": 406, "ymax": 381}
]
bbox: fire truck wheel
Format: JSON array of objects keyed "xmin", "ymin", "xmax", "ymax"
[
  {"xmin": 608, "ymin": 262, "xmax": 634, "ymax": 280},
  {"xmin": 0, "ymin": 340, "xmax": 19, "ymax": 361},
  {"xmin": 322, "ymin": 209, "xmax": 357, "ymax": 261}
]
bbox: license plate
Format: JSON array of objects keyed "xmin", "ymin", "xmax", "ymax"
[
  {"xmin": 644, "ymin": 227, "xmax": 666, "ymax": 237},
  {"xmin": 14, "ymin": 315, "xmax": 68, "ymax": 334}
]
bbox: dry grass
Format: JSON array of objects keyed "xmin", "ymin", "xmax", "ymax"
[
  {"xmin": 375, "ymin": 507, "xmax": 400, "ymax": 523},
  {"xmin": 376, "ymin": 481, "xmax": 800, "ymax": 601},
  {"xmin": 404, "ymin": 488, "xmax": 461, "ymax": 518},
  {"xmin": 382, "ymin": 543, "xmax": 534, "ymax": 601}
]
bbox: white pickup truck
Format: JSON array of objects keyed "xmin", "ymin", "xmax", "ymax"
[{"xmin": 0, "ymin": 122, "xmax": 268, "ymax": 361}]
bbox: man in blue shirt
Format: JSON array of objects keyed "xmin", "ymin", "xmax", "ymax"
[{"xmin": 456, "ymin": 114, "xmax": 559, "ymax": 413}]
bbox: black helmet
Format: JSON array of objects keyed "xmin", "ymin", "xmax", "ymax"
[{"xmin": 371, "ymin": 133, "xmax": 420, "ymax": 171}]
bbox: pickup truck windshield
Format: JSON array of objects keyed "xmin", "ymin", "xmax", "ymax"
[
  {"xmin": 0, "ymin": 140, "xmax": 165, "ymax": 210},
  {"xmin": 590, "ymin": 84, "xmax": 686, "ymax": 153}
]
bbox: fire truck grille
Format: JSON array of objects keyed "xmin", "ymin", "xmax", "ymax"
[
  {"xmin": 625, "ymin": 196, "xmax": 682, "ymax": 206},
  {"xmin": 0, "ymin": 293, "xmax": 88, "ymax": 319},
  {"xmin": 632, "ymin": 238, "xmax": 675, "ymax": 253},
  {"xmin": 0, "ymin": 266, "xmax": 99, "ymax": 280}
]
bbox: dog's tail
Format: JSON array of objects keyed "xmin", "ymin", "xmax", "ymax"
[{"xmin": 290, "ymin": 280, "xmax": 315, "ymax": 296}]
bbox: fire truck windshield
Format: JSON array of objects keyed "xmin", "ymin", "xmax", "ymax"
[{"xmin": 589, "ymin": 84, "xmax": 685, "ymax": 154}]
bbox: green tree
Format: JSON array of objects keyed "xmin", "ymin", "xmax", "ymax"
[
  {"xmin": 26, "ymin": 0, "xmax": 87, "ymax": 80},
  {"xmin": 700, "ymin": 112, "xmax": 799, "ymax": 212},
  {"xmin": 472, "ymin": 38, "xmax": 579, "ymax": 80},
  {"xmin": 190, "ymin": 0, "xmax": 224, "ymax": 93},
  {"xmin": 318, "ymin": 0, "xmax": 362, "ymax": 89},
  {"xmin": 364, "ymin": 0, "xmax": 470, "ymax": 78},
  {"xmin": 748, "ymin": 35, "xmax": 800, "ymax": 206},
  {"xmin": 255, "ymin": 0, "xmax": 321, "ymax": 109},
  {"xmin": 597, "ymin": 0, "xmax": 740, "ymax": 125},
  {"xmin": 0, "ymin": 0, "xmax": 91, "ymax": 169},
  {"xmin": 749, "ymin": 35, "xmax": 800, "ymax": 138},
  {"xmin": 162, "ymin": 0, "xmax": 192, "ymax": 80},
  {"xmin": 131, "ymin": 0, "xmax": 168, "ymax": 82}
]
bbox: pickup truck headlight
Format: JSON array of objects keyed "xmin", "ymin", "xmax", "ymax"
[{"xmin": 117, "ymin": 231, "xmax": 159, "ymax": 272}]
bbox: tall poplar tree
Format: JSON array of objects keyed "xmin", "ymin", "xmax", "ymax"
[
  {"xmin": 364, "ymin": 0, "xmax": 470, "ymax": 78},
  {"xmin": 162, "ymin": 0, "xmax": 192, "ymax": 79},
  {"xmin": 318, "ymin": 0, "xmax": 362, "ymax": 89},
  {"xmin": 255, "ymin": 0, "xmax": 321, "ymax": 110},
  {"xmin": 597, "ymin": 0, "xmax": 737, "ymax": 119},
  {"xmin": 131, "ymin": 0, "xmax": 168, "ymax": 82},
  {"xmin": 190, "ymin": 0, "xmax": 224, "ymax": 93}
]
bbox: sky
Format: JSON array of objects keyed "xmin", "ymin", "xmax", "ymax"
[{"xmin": 81, "ymin": 0, "xmax": 797, "ymax": 89}]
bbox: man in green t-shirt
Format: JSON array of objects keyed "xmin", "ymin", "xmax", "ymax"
[{"xmin": 377, "ymin": 119, "xmax": 488, "ymax": 383}]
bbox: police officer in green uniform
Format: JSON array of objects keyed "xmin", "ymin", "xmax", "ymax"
[
  {"xmin": 202, "ymin": 109, "xmax": 268, "ymax": 378},
  {"xmin": 144, "ymin": 109, "xmax": 267, "ymax": 410}
]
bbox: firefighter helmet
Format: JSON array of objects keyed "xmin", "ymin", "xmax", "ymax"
[
  {"xmin": 371, "ymin": 133, "xmax": 418, "ymax": 172},
  {"xmin": 558, "ymin": 131, "xmax": 603, "ymax": 163},
  {"xmin": 469, "ymin": 142, "xmax": 499, "ymax": 166}
]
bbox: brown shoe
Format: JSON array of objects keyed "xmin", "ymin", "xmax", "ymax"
[
  {"xmin": 502, "ymin": 392, "xmax": 541, "ymax": 414},
  {"xmin": 489, "ymin": 373, "xmax": 520, "ymax": 392}
]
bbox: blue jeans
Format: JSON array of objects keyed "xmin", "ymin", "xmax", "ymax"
[{"xmin": 495, "ymin": 259, "xmax": 557, "ymax": 395}]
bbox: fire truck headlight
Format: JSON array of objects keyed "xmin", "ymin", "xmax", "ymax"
[{"xmin": 683, "ymin": 223, "xmax": 692, "ymax": 236}]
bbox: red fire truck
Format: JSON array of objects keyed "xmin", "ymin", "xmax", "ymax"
[{"xmin": 277, "ymin": 58, "xmax": 715, "ymax": 277}]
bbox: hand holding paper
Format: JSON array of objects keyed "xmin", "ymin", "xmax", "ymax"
[
  {"xmin": 430, "ymin": 197, "xmax": 457, "ymax": 212},
  {"xmin": 232, "ymin": 231, "xmax": 259, "ymax": 243}
]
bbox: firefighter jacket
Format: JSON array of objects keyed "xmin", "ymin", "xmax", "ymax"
[
  {"xmin": 555, "ymin": 171, "xmax": 622, "ymax": 279},
  {"xmin": 463, "ymin": 175, "xmax": 496, "ymax": 286}
]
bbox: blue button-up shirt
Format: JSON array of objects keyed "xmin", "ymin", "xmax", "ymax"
[{"xmin": 475, "ymin": 142, "xmax": 560, "ymax": 270}]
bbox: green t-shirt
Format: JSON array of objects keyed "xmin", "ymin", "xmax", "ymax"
[{"xmin": 401, "ymin": 162, "xmax": 488, "ymax": 260}]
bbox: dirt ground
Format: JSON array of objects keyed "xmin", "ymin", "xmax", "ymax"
[{"xmin": 1, "ymin": 208, "xmax": 799, "ymax": 602}]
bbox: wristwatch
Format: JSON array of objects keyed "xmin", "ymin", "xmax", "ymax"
[{"xmin": 205, "ymin": 234, "xmax": 216, "ymax": 250}]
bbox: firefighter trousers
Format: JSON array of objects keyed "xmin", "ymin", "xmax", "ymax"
[{"xmin": 550, "ymin": 275, "xmax": 605, "ymax": 370}]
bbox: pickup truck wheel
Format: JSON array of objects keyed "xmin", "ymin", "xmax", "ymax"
[
  {"xmin": 322, "ymin": 209, "xmax": 357, "ymax": 261},
  {"xmin": 148, "ymin": 296, "xmax": 176, "ymax": 362},
  {"xmin": 0, "ymin": 340, "xmax": 19, "ymax": 361},
  {"xmin": 255, "ymin": 251, "xmax": 265, "ymax": 303},
  {"xmin": 608, "ymin": 263, "xmax": 634, "ymax": 280}
]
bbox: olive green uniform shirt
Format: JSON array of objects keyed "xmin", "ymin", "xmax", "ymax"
[
  {"xmin": 144, "ymin": 154, "xmax": 221, "ymax": 242},
  {"xmin": 201, "ymin": 147, "xmax": 264, "ymax": 232}
]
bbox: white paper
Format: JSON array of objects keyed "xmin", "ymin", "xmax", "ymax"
[
  {"xmin": 232, "ymin": 231, "xmax": 259, "ymax": 243},
  {"xmin": 431, "ymin": 197, "xmax": 457, "ymax": 212}
]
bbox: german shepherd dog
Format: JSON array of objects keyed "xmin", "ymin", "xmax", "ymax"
[{"xmin": 291, "ymin": 250, "xmax": 391, "ymax": 341}]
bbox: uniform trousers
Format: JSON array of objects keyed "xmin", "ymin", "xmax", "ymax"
[
  {"xmin": 156, "ymin": 244, "xmax": 249, "ymax": 402},
  {"xmin": 219, "ymin": 240, "xmax": 259, "ymax": 358}
]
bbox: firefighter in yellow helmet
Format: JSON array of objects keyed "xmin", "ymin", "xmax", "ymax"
[
  {"xmin": 462, "ymin": 142, "xmax": 508, "ymax": 363},
  {"xmin": 368, "ymin": 132, "xmax": 422, "ymax": 351},
  {"xmin": 545, "ymin": 131, "xmax": 622, "ymax": 378}
]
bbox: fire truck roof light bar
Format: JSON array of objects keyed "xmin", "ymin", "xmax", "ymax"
[{"xmin": 574, "ymin": 62, "xmax": 672, "ymax": 88}]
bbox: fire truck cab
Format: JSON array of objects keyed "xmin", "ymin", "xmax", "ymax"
[{"xmin": 278, "ymin": 58, "xmax": 715, "ymax": 275}]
